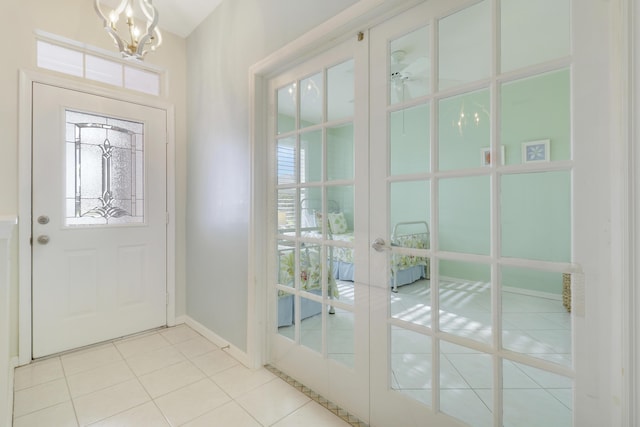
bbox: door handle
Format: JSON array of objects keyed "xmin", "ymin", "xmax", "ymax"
[
  {"xmin": 371, "ymin": 237, "xmax": 391, "ymax": 252},
  {"xmin": 37, "ymin": 235, "xmax": 50, "ymax": 245},
  {"xmin": 37, "ymin": 215, "xmax": 50, "ymax": 225}
]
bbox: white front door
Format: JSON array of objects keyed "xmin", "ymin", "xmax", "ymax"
[{"xmin": 32, "ymin": 82, "xmax": 167, "ymax": 358}]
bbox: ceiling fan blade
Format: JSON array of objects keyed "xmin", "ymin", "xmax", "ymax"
[{"xmin": 401, "ymin": 56, "xmax": 429, "ymax": 80}]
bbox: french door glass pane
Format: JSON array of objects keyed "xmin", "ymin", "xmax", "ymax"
[
  {"xmin": 300, "ymin": 242, "xmax": 322, "ymax": 292},
  {"xmin": 438, "ymin": 89, "xmax": 490, "ymax": 171},
  {"xmin": 439, "ymin": 260, "xmax": 491, "ymax": 344},
  {"xmin": 391, "ymin": 326, "xmax": 430, "ymax": 406},
  {"xmin": 440, "ymin": 342, "xmax": 493, "ymax": 427},
  {"xmin": 300, "ymin": 188, "xmax": 322, "ymax": 233},
  {"xmin": 300, "ymin": 295, "xmax": 322, "ymax": 353},
  {"xmin": 277, "ymin": 188, "xmax": 296, "ymax": 236},
  {"xmin": 389, "ymin": 25, "xmax": 430, "ymax": 105},
  {"xmin": 390, "ymin": 104, "xmax": 430, "ymax": 175},
  {"xmin": 390, "ymin": 271, "xmax": 429, "ymax": 327},
  {"xmin": 327, "ymin": 123, "xmax": 354, "ymax": 181},
  {"xmin": 438, "ymin": 176, "xmax": 490, "ymax": 255},
  {"xmin": 277, "ymin": 239, "xmax": 295, "ymax": 288},
  {"xmin": 300, "ymin": 72, "xmax": 323, "ymax": 128},
  {"xmin": 277, "ymin": 136, "xmax": 296, "ymax": 185},
  {"xmin": 277, "ymin": 290, "xmax": 295, "ymax": 339},
  {"xmin": 333, "ymin": 262, "xmax": 354, "ymax": 306},
  {"xmin": 501, "ymin": 171, "xmax": 571, "ymax": 262},
  {"xmin": 300, "ymin": 131, "xmax": 322, "ymax": 183},
  {"xmin": 388, "ymin": 180, "xmax": 430, "ymax": 312},
  {"xmin": 438, "ymin": 0, "xmax": 491, "ymax": 90},
  {"xmin": 328, "ymin": 308, "xmax": 355, "ymax": 368},
  {"xmin": 390, "ymin": 180, "xmax": 430, "ymax": 231},
  {"xmin": 503, "ymin": 361, "xmax": 572, "ymax": 426},
  {"xmin": 501, "ymin": 0, "xmax": 570, "ymax": 73},
  {"xmin": 501, "ymin": 69, "xmax": 570, "ymax": 165},
  {"xmin": 501, "ymin": 265, "xmax": 572, "ymax": 367},
  {"xmin": 326, "ymin": 185, "xmax": 354, "ymax": 240},
  {"xmin": 327, "ymin": 59, "xmax": 354, "ymax": 122},
  {"xmin": 277, "ymin": 83, "xmax": 297, "ymax": 134}
]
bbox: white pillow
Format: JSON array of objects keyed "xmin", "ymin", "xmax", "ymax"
[{"xmin": 328, "ymin": 212, "xmax": 348, "ymax": 234}]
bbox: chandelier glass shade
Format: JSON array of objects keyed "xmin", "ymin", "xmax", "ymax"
[{"xmin": 94, "ymin": 0, "xmax": 162, "ymax": 60}]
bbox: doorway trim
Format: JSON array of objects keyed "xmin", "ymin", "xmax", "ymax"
[
  {"xmin": 246, "ymin": 0, "xmax": 629, "ymax": 425},
  {"xmin": 17, "ymin": 69, "xmax": 176, "ymax": 365}
]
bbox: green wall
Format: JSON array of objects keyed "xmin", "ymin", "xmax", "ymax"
[
  {"xmin": 385, "ymin": 69, "xmax": 571, "ymax": 295},
  {"xmin": 286, "ymin": 69, "xmax": 570, "ymax": 295}
]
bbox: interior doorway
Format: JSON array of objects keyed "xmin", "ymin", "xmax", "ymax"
[{"xmin": 261, "ymin": 0, "xmax": 610, "ymax": 426}]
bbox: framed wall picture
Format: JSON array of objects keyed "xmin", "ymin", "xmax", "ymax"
[
  {"xmin": 481, "ymin": 145, "xmax": 505, "ymax": 166},
  {"xmin": 522, "ymin": 139, "xmax": 550, "ymax": 163}
]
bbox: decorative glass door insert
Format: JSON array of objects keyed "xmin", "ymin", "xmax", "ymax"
[{"xmin": 65, "ymin": 110, "xmax": 144, "ymax": 226}]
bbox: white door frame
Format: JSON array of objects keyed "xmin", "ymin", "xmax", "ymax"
[
  {"xmin": 627, "ymin": 0, "xmax": 639, "ymax": 425},
  {"xmin": 248, "ymin": 0, "xmax": 630, "ymax": 425},
  {"xmin": 17, "ymin": 69, "xmax": 177, "ymax": 365}
]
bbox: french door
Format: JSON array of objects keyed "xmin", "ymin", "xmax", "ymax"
[
  {"xmin": 268, "ymin": 37, "xmax": 371, "ymax": 420},
  {"xmin": 369, "ymin": 1, "xmax": 575, "ymax": 426},
  {"xmin": 268, "ymin": 0, "xmax": 596, "ymax": 425},
  {"xmin": 32, "ymin": 83, "xmax": 168, "ymax": 358}
]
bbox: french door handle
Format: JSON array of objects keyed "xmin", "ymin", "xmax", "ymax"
[{"xmin": 371, "ymin": 237, "xmax": 391, "ymax": 252}]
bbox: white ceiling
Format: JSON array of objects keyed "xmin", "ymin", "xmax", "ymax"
[{"xmin": 99, "ymin": 0, "xmax": 225, "ymax": 38}]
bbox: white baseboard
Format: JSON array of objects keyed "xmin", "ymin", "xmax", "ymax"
[
  {"xmin": 173, "ymin": 315, "xmax": 187, "ymax": 326},
  {"xmin": 439, "ymin": 275, "xmax": 561, "ymax": 301},
  {"xmin": 183, "ymin": 316, "xmax": 252, "ymax": 368},
  {"xmin": 503, "ymin": 285, "xmax": 561, "ymax": 301},
  {"xmin": 6, "ymin": 356, "xmax": 18, "ymax": 427}
]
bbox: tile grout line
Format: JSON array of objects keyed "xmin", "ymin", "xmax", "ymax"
[
  {"xmin": 59, "ymin": 355, "xmax": 82, "ymax": 427},
  {"xmin": 264, "ymin": 364, "xmax": 369, "ymax": 427},
  {"xmin": 113, "ymin": 336, "xmax": 174, "ymax": 427}
]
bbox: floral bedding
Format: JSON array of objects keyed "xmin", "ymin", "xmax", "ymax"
[
  {"xmin": 391, "ymin": 232, "xmax": 429, "ymax": 272},
  {"xmin": 278, "ymin": 245, "xmax": 339, "ymax": 297},
  {"xmin": 281, "ymin": 230, "xmax": 429, "ymax": 287}
]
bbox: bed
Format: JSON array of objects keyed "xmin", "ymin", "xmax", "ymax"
[
  {"xmin": 277, "ymin": 201, "xmax": 430, "ymax": 327},
  {"xmin": 277, "ymin": 241, "xmax": 337, "ymax": 327},
  {"xmin": 299, "ymin": 199, "xmax": 430, "ymax": 290}
]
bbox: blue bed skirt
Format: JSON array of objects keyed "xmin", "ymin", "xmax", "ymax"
[
  {"xmin": 278, "ymin": 289, "xmax": 322, "ymax": 327},
  {"xmin": 333, "ymin": 261, "xmax": 426, "ymax": 286},
  {"xmin": 278, "ymin": 264, "xmax": 427, "ymax": 327}
]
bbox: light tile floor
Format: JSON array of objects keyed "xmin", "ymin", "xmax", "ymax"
[
  {"xmin": 279, "ymin": 278, "xmax": 572, "ymax": 427},
  {"xmin": 390, "ymin": 278, "xmax": 573, "ymax": 427},
  {"xmin": 12, "ymin": 325, "xmax": 352, "ymax": 427}
]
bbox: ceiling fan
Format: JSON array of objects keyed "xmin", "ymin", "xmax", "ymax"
[{"xmin": 390, "ymin": 50, "xmax": 429, "ymax": 103}]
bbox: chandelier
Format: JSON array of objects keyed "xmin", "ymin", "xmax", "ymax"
[{"xmin": 94, "ymin": 0, "xmax": 162, "ymax": 60}]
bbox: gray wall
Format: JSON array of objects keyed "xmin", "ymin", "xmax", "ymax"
[{"xmin": 186, "ymin": 0, "xmax": 358, "ymax": 351}]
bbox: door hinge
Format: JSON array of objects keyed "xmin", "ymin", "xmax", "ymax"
[{"xmin": 166, "ymin": 212, "xmax": 169, "ymax": 224}]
